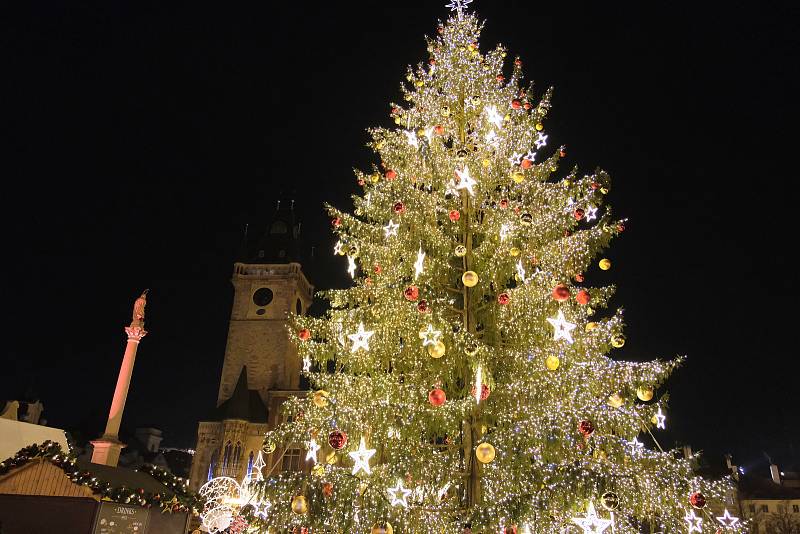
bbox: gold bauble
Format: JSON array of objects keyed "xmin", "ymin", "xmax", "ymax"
[
  {"xmin": 291, "ymin": 495, "xmax": 308, "ymax": 515},
  {"xmin": 263, "ymin": 441, "xmax": 276, "ymax": 454},
  {"xmin": 312, "ymin": 390, "xmax": 329, "ymax": 408},
  {"xmin": 441, "ymin": 105, "xmax": 451, "ymax": 117},
  {"xmin": 535, "ymin": 122, "xmax": 544, "ymax": 131},
  {"xmin": 326, "ymin": 450, "xmax": 338, "ymax": 464},
  {"xmin": 599, "ymin": 258, "xmax": 612, "ymax": 270},
  {"xmin": 512, "ymin": 172, "xmax": 525, "ymax": 184},
  {"xmin": 416, "ymin": 128, "xmax": 426, "ymax": 137},
  {"xmin": 370, "ymin": 173, "xmax": 380, "ymax": 184},
  {"xmin": 651, "ymin": 414, "xmax": 660, "ymax": 425},
  {"xmin": 585, "ymin": 322, "xmax": 598, "ymax": 332},
  {"xmin": 427, "ymin": 340, "xmax": 446, "ymax": 359},
  {"xmin": 476, "ymin": 442, "xmax": 496, "ymax": 463},
  {"xmin": 394, "ymin": 117, "xmax": 402, "ymax": 125},
  {"xmin": 371, "ymin": 523, "xmax": 394, "ymax": 534},
  {"xmin": 636, "ymin": 386, "xmax": 654, "ymax": 402},
  {"xmin": 464, "ymin": 343, "xmax": 479, "ymax": 356},
  {"xmin": 545, "ymin": 354, "xmax": 560, "ymax": 370},
  {"xmin": 509, "ymin": 247, "xmax": 520, "ymax": 257},
  {"xmin": 471, "ymin": 96, "xmax": 481, "ymax": 106},
  {"xmin": 600, "ymin": 187, "xmax": 609, "ymax": 194},
  {"xmin": 455, "ymin": 245, "xmax": 467, "ymax": 257},
  {"xmin": 462, "ymin": 271, "xmax": 479, "ymax": 287},
  {"xmin": 376, "ymin": 141, "xmax": 384, "ymax": 150},
  {"xmin": 415, "ymin": 80, "xmax": 424, "ymax": 87},
  {"xmin": 482, "ymin": 158, "xmax": 491, "ymax": 168},
  {"xmin": 311, "ymin": 463, "xmax": 325, "ymax": 476},
  {"xmin": 607, "ymin": 393, "xmax": 624, "ymax": 408},
  {"xmin": 611, "ymin": 334, "xmax": 626, "ymax": 348},
  {"xmin": 503, "ymin": 113, "xmax": 511, "ymax": 122}
]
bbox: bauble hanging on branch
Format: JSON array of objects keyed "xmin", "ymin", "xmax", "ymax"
[
  {"xmin": 328, "ymin": 430, "xmax": 348, "ymax": 450},
  {"xmin": 576, "ymin": 290, "xmax": 591, "ymax": 305},
  {"xmin": 298, "ymin": 328, "xmax": 311, "ymax": 341},
  {"xmin": 545, "ymin": 354, "xmax": 560, "ymax": 370},
  {"xmin": 552, "ymin": 284, "xmax": 571, "ymax": 302},
  {"xmin": 601, "ymin": 491, "xmax": 620, "ymax": 511},
  {"xmin": 404, "ymin": 285, "xmax": 419, "ymax": 301},
  {"xmin": 428, "ymin": 341, "xmax": 446, "ymax": 359},
  {"xmin": 636, "ymin": 386, "xmax": 654, "ymax": 402},
  {"xmin": 578, "ymin": 420, "xmax": 595, "ymax": 438},
  {"xmin": 291, "ymin": 495, "xmax": 308, "ymax": 515},
  {"xmin": 462, "ymin": 271, "xmax": 479, "ymax": 287},
  {"xmin": 428, "ymin": 388, "xmax": 446, "ymax": 406},
  {"xmin": 475, "ymin": 442, "xmax": 496, "ymax": 463},
  {"xmin": 689, "ymin": 492, "xmax": 706, "ymax": 509}
]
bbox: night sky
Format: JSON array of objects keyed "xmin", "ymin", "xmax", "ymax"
[{"xmin": 2, "ymin": 1, "xmax": 798, "ymax": 475}]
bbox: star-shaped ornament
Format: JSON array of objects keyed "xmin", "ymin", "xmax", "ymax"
[
  {"xmin": 684, "ymin": 510, "xmax": 703, "ymax": 533},
  {"xmin": 585, "ymin": 206, "xmax": 598, "ymax": 221},
  {"xmin": 516, "ymin": 260, "xmax": 528, "ymax": 284},
  {"xmin": 626, "ymin": 437, "xmax": 645, "ymax": 453},
  {"xmin": 546, "ymin": 310, "xmax": 577, "ymax": 343},
  {"xmin": 535, "ymin": 132, "xmax": 548, "ymax": 149},
  {"xmin": 509, "ymin": 152, "xmax": 524, "ymax": 166},
  {"xmin": 485, "ymin": 130, "xmax": 500, "ymax": 147},
  {"xmin": 348, "ymin": 436, "xmax": 376, "ymax": 475},
  {"xmin": 347, "ymin": 255, "xmax": 357, "ymax": 278},
  {"xmin": 387, "ymin": 479, "xmax": 413, "ymax": 508},
  {"xmin": 306, "ymin": 439, "xmax": 321, "ymax": 464},
  {"xmin": 523, "ymin": 149, "xmax": 536, "ymax": 162},
  {"xmin": 653, "ymin": 407, "xmax": 666, "ymax": 429},
  {"xmin": 571, "ymin": 502, "xmax": 612, "ymax": 534},
  {"xmin": 485, "ymin": 105, "xmax": 503, "ymax": 128},
  {"xmin": 420, "ymin": 324, "xmax": 442, "ymax": 346},
  {"xmin": 333, "ymin": 240, "xmax": 344, "ymax": 255},
  {"xmin": 414, "ymin": 246, "xmax": 425, "ymax": 279},
  {"xmin": 455, "ymin": 166, "xmax": 477, "ymax": 196},
  {"xmin": 302, "ymin": 356, "xmax": 311, "ymax": 372},
  {"xmin": 384, "ymin": 220, "xmax": 399, "ymax": 238},
  {"xmin": 404, "ymin": 129, "xmax": 418, "ymax": 148},
  {"xmin": 348, "ymin": 323, "xmax": 375, "ymax": 352},
  {"xmin": 445, "ymin": 0, "xmax": 473, "ymax": 17},
  {"xmin": 716, "ymin": 509, "xmax": 740, "ymax": 528}
]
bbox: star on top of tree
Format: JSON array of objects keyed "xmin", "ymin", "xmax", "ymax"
[
  {"xmin": 571, "ymin": 502, "xmax": 612, "ymax": 534},
  {"xmin": 445, "ymin": 0, "xmax": 473, "ymax": 17},
  {"xmin": 348, "ymin": 322, "xmax": 374, "ymax": 352}
]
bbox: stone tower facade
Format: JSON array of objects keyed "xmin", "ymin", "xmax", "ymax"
[{"xmin": 189, "ymin": 203, "xmax": 314, "ymax": 490}]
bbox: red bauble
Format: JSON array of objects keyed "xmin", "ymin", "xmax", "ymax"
[
  {"xmin": 576, "ymin": 290, "xmax": 591, "ymax": 305},
  {"xmin": 328, "ymin": 430, "xmax": 348, "ymax": 450},
  {"xmin": 434, "ymin": 125, "xmax": 445, "ymax": 135},
  {"xmin": 449, "ymin": 210, "xmax": 461, "ymax": 222},
  {"xmin": 393, "ymin": 201, "xmax": 405, "ymax": 214},
  {"xmin": 499, "ymin": 199, "xmax": 509, "ymax": 209},
  {"xmin": 332, "ymin": 217, "xmax": 342, "ymax": 228},
  {"xmin": 385, "ymin": 169, "xmax": 397, "ymax": 180},
  {"xmin": 552, "ymin": 284, "xmax": 571, "ymax": 302},
  {"xmin": 496, "ymin": 74, "xmax": 505, "ymax": 83},
  {"xmin": 511, "ymin": 99, "xmax": 522, "ymax": 110},
  {"xmin": 503, "ymin": 527, "xmax": 518, "ymax": 534},
  {"xmin": 417, "ymin": 300, "xmax": 430, "ymax": 313},
  {"xmin": 428, "ymin": 388, "xmax": 446, "ymax": 406},
  {"xmin": 574, "ymin": 273, "xmax": 585, "ymax": 283},
  {"xmin": 578, "ymin": 420, "xmax": 595, "ymax": 437},
  {"xmin": 559, "ymin": 147, "xmax": 567, "ymax": 158},
  {"xmin": 520, "ymin": 158, "xmax": 533, "ymax": 169},
  {"xmin": 497, "ymin": 292, "xmax": 510, "ymax": 305},
  {"xmin": 617, "ymin": 223, "xmax": 626, "ymax": 232},
  {"xmin": 514, "ymin": 58, "xmax": 522, "ymax": 66},
  {"xmin": 437, "ymin": 25, "xmax": 444, "ymax": 34},
  {"xmin": 590, "ymin": 181, "xmax": 601, "ymax": 190},
  {"xmin": 357, "ymin": 178, "xmax": 365, "ymax": 186},
  {"xmin": 374, "ymin": 264, "xmax": 382, "ymax": 274},
  {"xmin": 470, "ymin": 383, "xmax": 490, "ymax": 400},
  {"xmin": 322, "ymin": 482, "xmax": 333, "ymax": 497},
  {"xmin": 523, "ymin": 102, "xmax": 532, "ymax": 110},
  {"xmin": 298, "ymin": 328, "xmax": 311, "ymax": 341},
  {"xmin": 574, "ymin": 208, "xmax": 585, "ymax": 220},
  {"xmin": 689, "ymin": 492, "xmax": 706, "ymax": 509},
  {"xmin": 404, "ymin": 285, "xmax": 419, "ymax": 301},
  {"xmin": 429, "ymin": 58, "xmax": 436, "ymax": 66}
]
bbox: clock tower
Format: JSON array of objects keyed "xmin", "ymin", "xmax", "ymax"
[{"xmin": 189, "ymin": 200, "xmax": 314, "ymax": 490}]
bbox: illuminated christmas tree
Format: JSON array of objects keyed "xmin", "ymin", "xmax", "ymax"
[{"xmin": 250, "ymin": 3, "xmax": 741, "ymax": 533}]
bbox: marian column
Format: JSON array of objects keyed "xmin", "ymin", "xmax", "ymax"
[{"xmin": 91, "ymin": 290, "xmax": 148, "ymax": 466}]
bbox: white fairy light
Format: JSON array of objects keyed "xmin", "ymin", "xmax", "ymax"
[
  {"xmin": 716, "ymin": 509, "xmax": 740, "ymax": 528},
  {"xmin": 571, "ymin": 502, "xmax": 612, "ymax": 534},
  {"xmin": 420, "ymin": 324, "xmax": 442, "ymax": 346},
  {"xmin": 516, "ymin": 259, "xmax": 527, "ymax": 283},
  {"xmin": 384, "ymin": 220, "xmax": 400, "ymax": 238},
  {"xmin": 387, "ymin": 479, "xmax": 412, "ymax": 508},
  {"xmin": 484, "ymin": 105, "xmax": 503, "ymax": 128},
  {"xmin": 455, "ymin": 166, "xmax": 477, "ymax": 196},
  {"xmin": 499, "ymin": 223, "xmax": 510, "ymax": 241},
  {"xmin": 654, "ymin": 407, "xmax": 666, "ymax": 429},
  {"xmin": 305, "ymin": 439, "xmax": 321, "ymax": 463},
  {"xmin": 348, "ymin": 436, "xmax": 376, "ymax": 475},
  {"xmin": 302, "ymin": 356, "xmax": 311, "ymax": 372},
  {"xmin": 348, "ymin": 322, "xmax": 374, "ymax": 352},
  {"xmin": 347, "ymin": 255, "xmax": 357, "ymax": 278},
  {"xmin": 474, "ymin": 365, "xmax": 482, "ymax": 404},
  {"xmin": 547, "ymin": 310, "xmax": 576, "ymax": 343},
  {"xmin": 535, "ymin": 132, "xmax": 548, "ymax": 149},
  {"xmin": 684, "ymin": 510, "xmax": 703, "ymax": 533},
  {"xmin": 414, "ymin": 245, "xmax": 425, "ymax": 279},
  {"xmin": 404, "ymin": 129, "xmax": 418, "ymax": 148}
]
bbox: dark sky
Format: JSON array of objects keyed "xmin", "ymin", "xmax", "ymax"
[{"xmin": 2, "ymin": 1, "xmax": 798, "ymax": 475}]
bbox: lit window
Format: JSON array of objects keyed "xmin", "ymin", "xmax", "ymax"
[{"xmin": 281, "ymin": 448, "xmax": 302, "ymax": 472}]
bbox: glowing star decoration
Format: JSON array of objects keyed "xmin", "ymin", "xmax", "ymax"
[
  {"xmin": 305, "ymin": 439, "xmax": 321, "ymax": 464},
  {"xmin": 535, "ymin": 132, "xmax": 548, "ymax": 149},
  {"xmin": 485, "ymin": 105, "xmax": 503, "ymax": 128},
  {"xmin": 499, "ymin": 223, "xmax": 511, "ymax": 242},
  {"xmin": 348, "ymin": 323, "xmax": 374, "ymax": 352},
  {"xmin": 253, "ymin": 500, "xmax": 272, "ymax": 519},
  {"xmin": 455, "ymin": 166, "xmax": 477, "ymax": 196},
  {"xmin": 571, "ymin": 502, "xmax": 612, "ymax": 534},
  {"xmin": 509, "ymin": 152, "xmax": 524, "ymax": 166},
  {"xmin": 716, "ymin": 509, "xmax": 740, "ymax": 528},
  {"xmin": 251, "ymin": 452, "xmax": 266, "ymax": 482},
  {"xmin": 437, "ymin": 482, "xmax": 451, "ymax": 501},
  {"xmin": 547, "ymin": 310, "xmax": 577, "ymax": 343},
  {"xmin": 333, "ymin": 240, "xmax": 344, "ymax": 255},
  {"xmin": 420, "ymin": 324, "xmax": 442, "ymax": 346},
  {"xmin": 523, "ymin": 149, "xmax": 536, "ymax": 162},
  {"xmin": 485, "ymin": 130, "xmax": 500, "ymax": 146},
  {"xmin": 684, "ymin": 510, "xmax": 703, "ymax": 533},
  {"xmin": 473, "ymin": 365, "xmax": 482, "ymax": 404},
  {"xmin": 414, "ymin": 246, "xmax": 426, "ymax": 279},
  {"xmin": 387, "ymin": 479, "xmax": 413, "ymax": 508},
  {"xmin": 516, "ymin": 260, "xmax": 527, "ymax": 283},
  {"xmin": 404, "ymin": 129, "xmax": 419, "ymax": 148},
  {"xmin": 626, "ymin": 437, "xmax": 645, "ymax": 454},
  {"xmin": 347, "ymin": 255, "xmax": 357, "ymax": 278},
  {"xmin": 445, "ymin": 0, "xmax": 472, "ymax": 17},
  {"xmin": 302, "ymin": 356, "xmax": 311, "ymax": 373},
  {"xmin": 384, "ymin": 220, "xmax": 400, "ymax": 238},
  {"xmin": 348, "ymin": 436, "xmax": 376, "ymax": 475},
  {"xmin": 654, "ymin": 407, "xmax": 666, "ymax": 429},
  {"xmin": 585, "ymin": 206, "xmax": 599, "ymax": 221}
]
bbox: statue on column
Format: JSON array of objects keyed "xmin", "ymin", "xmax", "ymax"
[{"xmin": 132, "ymin": 289, "xmax": 149, "ymax": 327}]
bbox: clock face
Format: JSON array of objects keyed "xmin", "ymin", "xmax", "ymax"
[{"xmin": 253, "ymin": 287, "xmax": 274, "ymax": 307}]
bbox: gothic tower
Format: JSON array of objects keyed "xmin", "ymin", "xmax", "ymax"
[{"xmin": 189, "ymin": 200, "xmax": 314, "ymax": 490}]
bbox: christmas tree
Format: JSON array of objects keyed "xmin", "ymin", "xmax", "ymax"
[{"xmin": 251, "ymin": 4, "xmax": 740, "ymax": 533}]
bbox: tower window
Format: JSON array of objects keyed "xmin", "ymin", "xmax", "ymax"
[
  {"xmin": 281, "ymin": 448, "xmax": 302, "ymax": 472},
  {"xmin": 253, "ymin": 287, "xmax": 274, "ymax": 307},
  {"xmin": 270, "ymin": 221, "xmax": 288, "ymax": 234},
  {"xmin": 295, "ymin": 298, "xmax": 303, "ymax": 315}
]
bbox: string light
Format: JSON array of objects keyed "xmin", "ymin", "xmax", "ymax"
[{"xmin": 474, "ymin": 365, "xmax": 482, "ymax": 404}]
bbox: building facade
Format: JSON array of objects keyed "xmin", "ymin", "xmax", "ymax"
[{"xmin": 188, "ymin": 203, "xmax": 314, "ymax": 491}]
